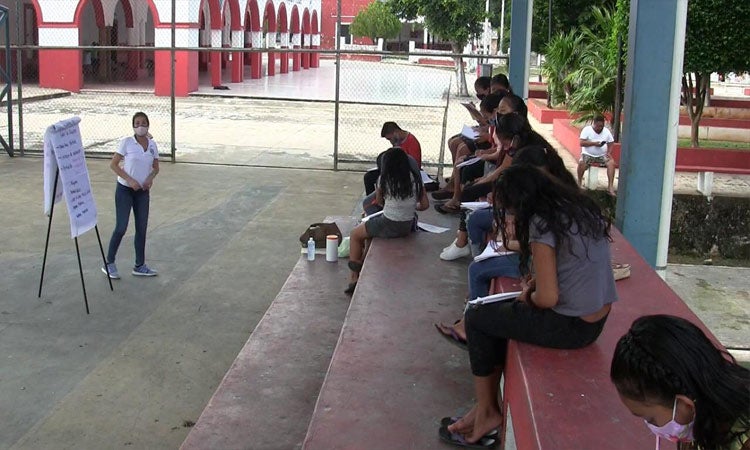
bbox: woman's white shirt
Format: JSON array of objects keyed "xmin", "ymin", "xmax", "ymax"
[{"xmin": 116, "ymin": 136, "xmax": 158, "ymax": 187}]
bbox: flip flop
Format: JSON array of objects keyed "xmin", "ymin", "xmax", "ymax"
[
  {"xmin": 435, "ymin": 203, "xmax": 462, "ymax": 215},
  {"xmin": 431, "ymin": 189, "xmax": 454, "ymax": 201},
  {"xmin": 435, "ymin": 322, "xmax": 468, "ymax": 351},
  {"xmin": 344, "ymin": 282, "xmax": 357, "ymax": 296},
  {"xmin": 440, "ymin": 417, "xmax": 498, "ymax": 438},
  {"xmin": 438, "ymin": 425, "xmax": 498, "ymax": 449}
]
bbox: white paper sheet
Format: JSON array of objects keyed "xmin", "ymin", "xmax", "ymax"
[
  {"xmin": 460, "ymin": 201, "xmax": 490, "ymax": 211},
  {"xmin": 417, "ymin": 222, "xmax": 450, "ymax": 233}
]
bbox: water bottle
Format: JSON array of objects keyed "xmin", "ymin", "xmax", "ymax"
[{"xmin": 307, "ymin": 237, "xmax": 316, "ymax": 261}]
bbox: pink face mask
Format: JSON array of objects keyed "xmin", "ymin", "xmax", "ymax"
[{"xmin": 645, "ymin": 398, "xmax": 694, "ymax": 449}]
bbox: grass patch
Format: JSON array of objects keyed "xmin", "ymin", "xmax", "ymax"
[{"xmin": 677, "ymin": 138, "xmax": 750, "ymax": 150}]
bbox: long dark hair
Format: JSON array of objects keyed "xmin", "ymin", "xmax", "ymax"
[
  {"xmin": 611, "ymin": 315, "xmax": 750, "ymax": 450},
  {"xmin": 512, "ymin": 145, "xmax": 578, "ymax": 188},
  {"xmin": 499, "ymin": 94, "xmax": 528, "ymax": 118},
  {"xmin": 493, "ymin": 165, "xmax": 611, "ymax": 274},
  {"xmin": 479, "ymin": 92, "xmax": 506, "ymax": 114},
  {"xmin": 380, "ymin": 147, "xmax": 416, "ymax": 200}
]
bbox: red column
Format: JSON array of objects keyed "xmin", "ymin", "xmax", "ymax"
[
  {"xmin": 250, "ymin": 53, "xmax": 262, "ymax": 78},
  {"xmin": 311, "ymin": 45, "xmax": 319, "ymax": 68},
  {"xmin": 302, "ymin": 48, "xmax": 310, "ymax": 69},
  {"xmin": 231, "ymin": 51, "xmax": 243, "ymax": 82},
  {"xmin": 210, "ymin": 51, "xmax": 221, "ymax": 86},
  {"xmin": 39, "ymin": 49, "xmax": 82, "ymax": 92},
  {"xmin": 126, "ymin": 49, "xmax": 140, "ymax": 80},
  {"xmin": 267, "ymin": 50, "xmax": 276, "ymax": 76},
  {"xmin": 280, "ymin": 48, "xmax": 289, "ymax": 73},
  {"xmin": 154, "ymin": 50, "xmax": 198, "ymax": 96},
  {"xmin": 292, "ymin": 45, "xmax": 301, "ymax": 71}
]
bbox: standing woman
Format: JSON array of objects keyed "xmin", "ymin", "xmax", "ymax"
[{"xmin": 102, "ymin": 112, "xmax": 160, "ymax": 279}]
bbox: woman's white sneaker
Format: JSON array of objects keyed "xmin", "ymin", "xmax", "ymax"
[{"xmin": 440, "ymin": 242, "xmax": 471, "ymax": 260}]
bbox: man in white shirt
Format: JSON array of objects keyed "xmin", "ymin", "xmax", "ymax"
[{"xmin": 578, "ymin": 115, "xmax": 617, "ymax": 196}]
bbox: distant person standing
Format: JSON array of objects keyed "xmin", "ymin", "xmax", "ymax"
[
  {"xmin": 578, "ymin": 115, "xmax": 617, "ymax": 196},
  {"xmin": 102, "ymin": 112, "xmax": 160, "ymax": 279}
]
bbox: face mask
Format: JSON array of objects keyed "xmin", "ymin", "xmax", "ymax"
[
  {"xmin": 134, "ymin": 126, "xmax": 149, "ymax": 137},
  {"xmin": 476, "ymin": 93, "xmax": 486, "ymax": 100},
  {"xmin": 645, "ymin": 398, "xmax": 694, "ymax": 448},
  {"xmin": 389, "ymin": 136, "xmax": 403, "ymax": 147}
]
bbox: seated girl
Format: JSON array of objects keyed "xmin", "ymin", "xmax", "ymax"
[
  {"xmin": 440, "ymin": 164, "xmax": 617, "ymax": 446},
  {"xmin": 435, "ymin": 145, "xmax": 580, "ymax": 347},
  {"xmin": 346, "ymin": 147, "xmax": 429, "ymax": 295},
  {"xmin": 611, "ymin": 314, "xmax": 749, "ymax": 450}
]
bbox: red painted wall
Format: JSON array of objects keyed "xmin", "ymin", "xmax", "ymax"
[
  {"xmin": 39, "ymin": 49, "xmax": 82, "ymax": 92},
  {"xmin": 154, "ymin": 50, "xmax": 198, "ymax": 96},
  {"xmin": 320, "ymin": 0, "xmax": 373, "ymax": 49}
]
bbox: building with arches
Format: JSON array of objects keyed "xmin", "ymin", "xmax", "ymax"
[{"xmin": 5, "ymin": 0, "xmax": 321, "ymax": 96}]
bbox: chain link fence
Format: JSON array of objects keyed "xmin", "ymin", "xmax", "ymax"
[{"xmin": 0, "ymin": 0, "xmax": 508, "ymax": 174}]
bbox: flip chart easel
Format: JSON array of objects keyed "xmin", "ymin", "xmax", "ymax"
[{"xmin": 38, "ymin": 117, "xmax": 113, "ymax": 314}]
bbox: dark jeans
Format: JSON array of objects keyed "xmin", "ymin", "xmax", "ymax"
[
  {"xmin": 107, "ymin": 182, "xmax": 150, "ymax": 267},
  {"xmin": 468, "ymin": 254, "xmax": 521, "ymax": 300},
  {"xmin": 465, "ymin": 301, "xmax": 608, "ymax": 376},
  {"xmin": 460, "ymin": 181, "xmax": 493, "ymax": 202},
  {"xmin": 364, "ymin": 169, "xmax": 380, "ymax": 196},
  {"xmin": 467, "ymin": 208, "xmax": 493, "ymax": 256}
]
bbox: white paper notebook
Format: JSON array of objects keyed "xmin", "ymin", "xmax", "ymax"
[{"xmin": 467, "ymin": 290, "xmax": 523, "ymax": 306}]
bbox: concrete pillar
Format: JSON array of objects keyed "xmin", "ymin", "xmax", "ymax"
[
  {"xmin": 291, "ymin": 33, "xmax": 301, "ymax": 71},
  {"xmin": 153, "ymin": 28, "xmax": 199, "ymax": 96},
  {"xmin": 279, "ymin": 32, "xmax": 290, "ymax": 73},
  {"xmin": 210, "ymin": 29, "xmax": 222, "ymax": 86},
  {"xmin": 615, "ymin": 0, "xmax": 688, "ymax": 270},
  {"xmin": 311, "ymin": 33, "xmax": 320, "ymax": 68},
  {"xmin": 38, "ymin": 27, "xmax": 82, "ymax": 92},
  {"xmin": 231, "ymin": 30, "xmax": 244, "ymax": 82},
  {"xmin": 301, "ymin": 34, "xmax": 310, "ymax": 69},
  {"xmin": 508, "ymin": 0, "xmax": 532, "ymax": 99},
  {"xmin": 266, "ymin": 32, "xmax": 276, "ymax": 76},
  {"xmin": 250, "ymin": 31, "xmax": 263, "ymax": 79}
]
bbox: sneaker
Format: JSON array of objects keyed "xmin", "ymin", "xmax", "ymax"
[
  {"xmin": 132, "ymin": 264, "xmax": 158, "ymax": 277},
  {"xmin": 443, "ymin": 238, "xmax": 458, "ymax": 252},
  {"xmin": 612, "ymin": 262, "xmax": 631, "ymax": 281},
  {"xmin": 440, "ymin": 242, "xmax": 471, "ymax": 261},
  {"xmin": 101, "ymin": 263, "xmax": 120, "ymax": 279}
]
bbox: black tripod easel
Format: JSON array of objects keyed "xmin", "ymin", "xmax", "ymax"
[{"xmin": 38, "ymin": 170, "xmax": 113, "ymax": 314}]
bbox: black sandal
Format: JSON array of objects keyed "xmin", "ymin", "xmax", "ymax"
[
  {"xmin": 344, "ymin": 282, "xmax": 357, "ymax": 296},
  {"xmin": 435, "ymin": 203, "xmax": 462, "ymax": 214}
]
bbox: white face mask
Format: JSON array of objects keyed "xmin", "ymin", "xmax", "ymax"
[
  {"xmin": 645, "ymin": 398, "xmax": 694, "ymax": 449},
  {"xmin": 134, "ymin": 126, "xmax": 149, "ymax": 137}
]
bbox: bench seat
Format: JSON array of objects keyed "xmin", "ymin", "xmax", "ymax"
[
  {"xmin": 495, "ymin": 227, "xmax": 721, "ymax": 449},
  {"xmin": 303, "ymin": 215, "xmax": 473, "ymax": 449},
  {"xmin": 180, "ymin": 217, "xmax": 358, "ymax": 450}
]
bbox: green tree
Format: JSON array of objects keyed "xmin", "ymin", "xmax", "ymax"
[
  {"xmin": 682, "ymin": 0, "xmax": 750, "ymax": 147},
  {"xmin": 528, "ymin": 0, "xmax": 616, "ymax": 53},
  {"xmin": 389, "ymin": 0, "xmax": 485, "ymax": 96},
  {"xmin": 350, "ymin": 1, "xmax": 402, "ymax": 45},
  {"xmin": 565, "ymin": 6, "xmax": 617, "ymax": 123}
]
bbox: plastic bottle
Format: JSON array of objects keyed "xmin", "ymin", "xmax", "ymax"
[{"xmin": 307, "ymin": 237, "xmax": 316, "ymax": 261}]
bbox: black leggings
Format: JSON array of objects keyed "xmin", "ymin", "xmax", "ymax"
[{"xmin": 464, "ymin": 301, "xmax": 608, "ymax": 376}]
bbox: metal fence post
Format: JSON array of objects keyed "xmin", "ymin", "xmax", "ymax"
[
  {"xmin": 14, "ymin": 0, "xmax": 23, "ymax": 155},
  {"xmin": 170, "ymin": 0, "xmax": 176, "ymax": 162},
  {"xmin": 333, "ymin": 0, "xmax": 342, "ymax": 171},
  {"xmin": 437, "ymin": 78, "xmax": 451, "ymax": 180}
]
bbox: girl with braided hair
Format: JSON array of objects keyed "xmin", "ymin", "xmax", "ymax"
[{"xmin": 611, "ymin": 315, "xmax": 750, "ymax": 450}]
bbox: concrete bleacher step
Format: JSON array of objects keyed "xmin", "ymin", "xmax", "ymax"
[
  {"xmin": 302, "ymin": 214, "xmax": 474, "ymax": 449},
  {"xmin": 180, "ymin": 217, "xmax": 358, "ymax": 450}
]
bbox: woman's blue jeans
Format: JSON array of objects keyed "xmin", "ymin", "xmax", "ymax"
[
  {"xmin": 107, "ymin": 182, "xmax": 150, "ymax": 267},
  {"xmin": 467, "ymin": 208, "xmax": 494, "ymax": 256},
  {"xmin": 468, "ymin": 253, "xmax": 521, "ymax": 300}
]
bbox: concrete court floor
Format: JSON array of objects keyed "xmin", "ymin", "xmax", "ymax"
[{"xmin": 0, "ymin": 156, "xmax": 363, "ymax": 449}]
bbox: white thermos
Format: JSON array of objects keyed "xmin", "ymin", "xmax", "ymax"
[{"xmin": 325, "ymin": 235, "xmax": 339, "ymax": 262}]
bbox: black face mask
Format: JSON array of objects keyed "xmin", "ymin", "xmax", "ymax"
[{"xmin": 476, "ymin": 93, "xmax": 486, "ymax": 100}]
